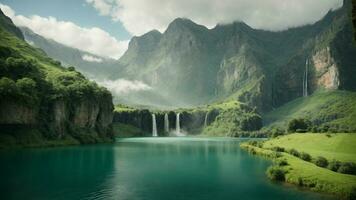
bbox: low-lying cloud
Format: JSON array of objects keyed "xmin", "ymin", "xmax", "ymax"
[
  {"xmin": 0, "ymin": 3, "xmax": 129, "ymax": 59},
  {"xmin": 97, "ymin": 79, "xmax": 152, "ymax": 95},
  {"xmin": 87, "ymin": 0, "xmax": 343, "ymax": 36},
  {"xmin": 82, "ymin": 54, "xmax": 103, "ymax": 63}
]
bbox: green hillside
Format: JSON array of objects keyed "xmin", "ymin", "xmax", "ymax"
[
  {"xmin": 264, "ymin": 90, "xmax": 356, "ymax": 132},
  {"xmin": 263, "ymin": 133, "xmax": 356, "ymax": 162},
  {"xmin": 241, "ymin": 133, "xmax": 356, "ymax": 198},
  {"xmin": 0, "ymin": 9, "xmax": 114, "ymax": 147}
]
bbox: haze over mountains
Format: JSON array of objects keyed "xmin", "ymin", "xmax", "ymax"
[{"xmin": 20, "ymin": 0, "xmax": 356, "ymax": 112}]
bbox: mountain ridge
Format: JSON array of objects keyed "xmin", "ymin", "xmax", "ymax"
[{"xmin": 114, "ymin": 0, "xmax": 356, "ymax": 112}]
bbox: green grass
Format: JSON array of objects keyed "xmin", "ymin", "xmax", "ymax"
[
  {"xmin": 114, "ymin": 104, "xmax": 137, "ymax": 112},
  {"xmin": 263, "ymin": 133, "xmax": 356, "ymax": 162},
  {"xmin": 241, "ymin": 133, "xmax": 356, "ymax": 199},
  {"xmin": 264, "ymin": 90, "xmax": 356, "ymax": 132}
]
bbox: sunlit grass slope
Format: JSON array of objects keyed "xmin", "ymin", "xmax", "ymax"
[
  {"xmin": 263, "ymin": 133, "xmax": 356, "ymax": 162},
  {"xmin": 264, "ymin": 90, "xmax": 356, "ymax": 132}
]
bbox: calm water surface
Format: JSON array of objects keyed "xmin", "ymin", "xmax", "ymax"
[{"xmin": 0, "ymin": 137, "xmax": 334, "ymax": 200}]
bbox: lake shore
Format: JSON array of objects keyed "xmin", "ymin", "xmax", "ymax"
[{"xmin": 240, "ymin": 133, "xmax": 356, "ymax": 200}]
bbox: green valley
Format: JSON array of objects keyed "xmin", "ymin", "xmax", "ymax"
[{"xmin": 0, "ymin": 0, "xmax": 356, "ymax": 200}]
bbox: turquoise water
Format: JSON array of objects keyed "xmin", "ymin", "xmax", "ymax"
[{"xmin": 0, "ymin": 137, "xmax": 334, "ymax": 200}]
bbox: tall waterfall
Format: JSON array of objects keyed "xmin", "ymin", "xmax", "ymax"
[
  {"xmin": 152, "ymin": 114, "xmax": 158, "ymax": 137},
  {"xmin": 164, "ymin": 113, "xmax": 169, "ymax": 133},
  {"xmin": 204, "ymin": 112, "xmax": 208, "ymax": 127},
  {"xmin": 303, "ymin": 59, "xmax": 309, "ymax": 97},
  {"xmin": 176, "ymin": 113, "xmax": 180, "ymax": 134}
]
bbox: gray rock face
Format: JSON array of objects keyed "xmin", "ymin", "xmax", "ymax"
[
  {"xmin": 116, "ymin": 2, "xmax": 356, "ymax": 113},
  {"xmin": 0, "ymin": 101, "xmax": 38, "ymax": 124}
]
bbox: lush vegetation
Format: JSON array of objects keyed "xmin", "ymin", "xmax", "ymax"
[
  {"xmin": 264, "ymin": 91, "xmax": 356, "ymax": 133},
  {"xmin": 353, "ymin": 0, "xmax": 356, "ymax": 41},
  {"xmin": 112, "ymin": 123, "xmax": 144, "ymax": 138},
  {"xmin": 241, "ymin": 133, "xmax": 356, "ymax": 199},
  {"xmin": 263, "ymin": 133, "xmax": 356, "ymax": 163},
  {"xmin": 0, "ymin": 13, "xmax": 113, "ymax": 147}
]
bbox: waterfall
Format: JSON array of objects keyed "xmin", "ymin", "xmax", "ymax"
[
  {"xmin": 204, "ymin": 112, "xmax": 208, "ymax": 127},
  {"xmin": 305, "ymin": 59, "xmax": 308, "ymax": 97},
  {"xmin": 176, "ymin": 113, "xmax": 180, "ymax": 134},
  {"xmin": 303, "ymin": 59, "xmax": 309, "ymax": 97},
  {"xmin": 152, "ymin": 114, "xmax": 157, "ymax": 137},
  {"xmin": 164, "ymin": 113, "xmax": 169, "ymax": 133}
]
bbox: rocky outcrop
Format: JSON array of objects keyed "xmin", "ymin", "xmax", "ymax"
[
  {"xmin": 0, "ymin": 101, "xmax": 38, "ymax": 125},
  {"xmin": 312, "ymin": 47, "xmax": 340, "ymax": 90},
  {"xmin": 0, "ymin": 96, "xmax": 114, "ymax": 144},
  {"xmin": 113, "ymin": 109, "xmax": 152, "ymax": 136}
]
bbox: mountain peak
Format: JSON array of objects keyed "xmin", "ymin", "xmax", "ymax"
[{"xmin": 165, "ymin": 17, "xmax": 209, "ymax": 34}]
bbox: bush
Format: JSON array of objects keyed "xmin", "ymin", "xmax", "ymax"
[
  {"xmin": 287, "ymin": 118, "xmax": 311, "ymax": 133},
  {"xmin": 300, "ymin": 152, "xmax": 312, "ymax": 161},
  {"xmin": 0, "ymin": 77, "xmax": 19, "ymax": 97},
  {"xmin": 289, "ymin": 148, "xmax": 300, "ymax": 157},
  {"xmin": 337, "ymin": 162, "xmax": 356, "ymax": 175},
  {"xmin": 314, "ymin": 156, "xmax": 328, "ymax": 168},
  {"xmin": 266, "ymin": 166, "xmax": 286, "ymax": 181},
  {"xmin": 277, "ymin": 159, "xmax": 288, "ymax": 166},
  {"xmin": 348, "ymin": 187, "xmax": 356, "ymax": 200},
  {"xmin": 272, "ymin": 146, "xmax": 285, "ymax": 152},
  {"xmin": 328, "ymin": 160, "xmax": 341, "ymax": 172},
  {"xmin": 248, "ymin": 140, "xmax": 258, "ymax": 146},
  {"xmin": 271, "ymin": 128, "xmax": 285, "ymax": 138}
]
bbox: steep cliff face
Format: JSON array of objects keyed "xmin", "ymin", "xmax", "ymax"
[
  {"xmin": 113, "ymin": 101, "xmax": 262, "ymax": 137},
  {"xmin": 0, "ymin": 101, "xmax": 38, "ymax": 124},
  {"xmin": 312, "ymin": 47, "xmax": 340, "ymax": 90},
  {"xmin": 116, "ymin": 0, "xmax": 356, "ymax": 113}
]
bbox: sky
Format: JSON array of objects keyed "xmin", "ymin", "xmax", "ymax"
[{"xmin": 0, "ymin": 0, "xmax": 344, "ymax": 59}]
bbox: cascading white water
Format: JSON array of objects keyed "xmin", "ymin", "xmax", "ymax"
[
  {"xmin": 303, "ymin": 59, "xmax": 309, "ymax": 97},
  {"xmin": 305, "ymin": 59, "xmax": 308, "ymax": 97},
  {"xmin": 204, "ymin": 112, "xmax": 208, "ymax": 127},
  {"xmin": 176, "ymin": 113, "xmax": 180, "ymax": 134},
  {"xmin": 164, "ymin": 113, "xmax": 169, "ymax": 133},
  {"xmin": 152, "ymin": 114, "xmax": 158, "ymax": 137}
]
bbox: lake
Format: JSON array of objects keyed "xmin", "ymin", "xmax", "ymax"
[{"xmin": 0, "ymin": 137, "xmax": 334, "ymax": 200}]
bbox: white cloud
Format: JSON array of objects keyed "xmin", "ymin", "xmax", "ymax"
[
  {"xmin": 0, "ymin": 3, "xmax": 128, "ymax": 59},
  {"xmin": 82, "ymin": 54, "xmax": 103, "ymax": 62},
  {"xmin": 97, "ymin": 79, "xmax": 152, "ymax": 95},
  {"xmin": 87, "ymin": 0, "xmax": 343, "ymax": 36},
  {"xmin": 86, "ymin": 0, "xmax": 114, "ymax": 16}
]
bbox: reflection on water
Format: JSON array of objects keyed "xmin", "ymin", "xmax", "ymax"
[{"xmin": 0, "ymin": 138, "xmax": 334, "ymax": 200}]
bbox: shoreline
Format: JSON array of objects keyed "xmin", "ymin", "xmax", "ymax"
[{"xmin": 240, "ymin": 141, "xmax": 356, "ymax": 200}]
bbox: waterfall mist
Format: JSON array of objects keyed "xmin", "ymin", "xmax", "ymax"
[
  {"xmin": 152, "ymin": 114, "xmax": 158, "ymax": 137},
  {"xmin": 164, "ymin": 113, "xmax": 169, "ymax": 133},
  {"xmin": 303, "ymin": 59, "xmax": 309, "ymax": 97}
]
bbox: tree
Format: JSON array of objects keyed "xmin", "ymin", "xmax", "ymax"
[
  {"xmin": 314, "ymin": 156, "xmax": 328, "ymax": 168},
  {"xmin": 287, "ymin": 118, "xmax": 311, "ymax": 133},
  {"xmin": 0, "ymin": 77, "xmax": 19, "ymax": 98},
  {"xmin": 16, "ymin": 78, "xmax": 37, "ymax": 95}
]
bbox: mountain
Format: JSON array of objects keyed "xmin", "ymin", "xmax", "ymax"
[
  {"xmin": 0, "ymin": 9, "xmax": 23, "ymax": 40},
  {"xmin": 116, "ymin": 0, "xmax": 356, "ymax": 113},
  {"xmin": 19, "ymin": 27, "xmax": 119, "ymax": 80},
  {"xmin": 0, "ymin": 9, "xmax": 114, "ymax": 147}
]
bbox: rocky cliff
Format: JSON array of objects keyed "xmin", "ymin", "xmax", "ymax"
[
  {"xmin": 0, "ymin": 9, "xmax": 114, "ymax": 147},
  {"xmin": 113, "ymin": 101, "xmax": 262, "ymax": 137},
  {"xmin": 116, "ymin": 0, "xmax": 356, "ymax": 113}
]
